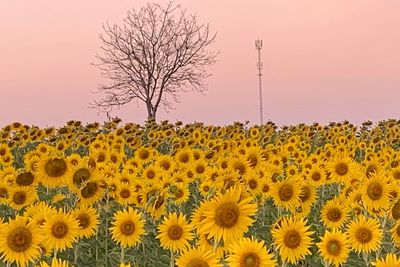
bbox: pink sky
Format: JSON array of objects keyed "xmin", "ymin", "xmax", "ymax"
[{"xmin": 1, "ymin": 0, "xmax": 400, "ymax": 127}]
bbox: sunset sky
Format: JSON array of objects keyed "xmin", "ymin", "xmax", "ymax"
[{"xmin": 1, "ymin": 0, "xmax": 400, "ymax": 127}]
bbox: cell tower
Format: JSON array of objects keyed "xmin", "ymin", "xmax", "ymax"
[{"xmin": 255, "ymin": 38, "xmax": 263, "ymax": 125}]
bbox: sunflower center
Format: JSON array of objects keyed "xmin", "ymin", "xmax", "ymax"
[
  {"xmin": 327, "ymin": 208, "xmax": 342, "ymax": 222},
  {"xmin": 242, "ymin": 252, "xmax": 260, "ymax": 267},
  {"xmin": 278, "ymin": 184, "xmax": 293, "ymax": 201},
  {"xmin": 179, "ymin": 153, "xmax": 189, "ymax": 163},
  {"xmin": 167, "ymin": 225, "xmax": 183, "ymax": 240},
  {"xmin": 16, "ymin": 172, "xmax": 34, "ymax": 186},
  {"xmin": 396, "ymin": 225, "xmax": 400, "ymax": 236},
  {"xmin": 196, "ymin": 165, "xmax": 205, "ymax": 174},
  {"xmin": 284, "ymin": 230, "xmax": 301, "ymax": 249},
  {"xmin": 13, "ymin": 191, "xmax": 26, "ymax": 205},
  {"xmin": 73, "ymin": 168, "xmax": 91, "ymax": 188},
  {"xmin": 120, "ymin": 220, "xmax": 135, "ymax": 235},
  {"xmin": 367, "ymin": 182, "xmax": 383, "ymax": 200},
  {"xmin": 233, "ymin": 162, "xmax": 246, "ymax": 175},
  {"xmin": 311, "ymin": 172, "xmax": 321, "ymax": 181},
  {"xmin": 0, "ymin": 187, "xmax": 7, "ymax": 198},
  {"xmin": 7, "ymin": 226, "xmax": 32, "ymax": 252},
  {"xmin": 355, "ymin": 227, "xmax": 372, "ymax": 244},
  {"xmin": 366, "ymin": 165, "xmax": 377, "ymax": 177},
  {"xmin": 120, "ymin": 189, "xmax": 130, "ymax": 199},
  {"xmin": 51, "ymin": 221, "xmax": 68, "ymax": 238},
  {"xmin": 139, "ymin": 149, "xmax": 149, "ymax": 160},
  {"xmin": 80, "ymin": 182, "xmax": 98, "ymax": 198},
  {"xmin": 175, "ymin": 189, "xmax": 184, "ymax": 199},
  {"xmin": 248, "ymin": 179, "xmax": 258, "ymax": 190},
  {"xmin": 327, "ymin": 239, "xmax": 341, "ymax": 256},
  {"xmin": 299, "ymin": 186, "xmax": 311, "ymax": 202},
  {"xmin": 215, "ymin": 202, "xmax": 239, "ymax": 228},
  {"xmin": 248, "ymin": 155, "xmax": 258, "ymax": 167},
  {"xmin": 147, "ymin": 170, "xmax": 155, "ymax": 179},
  {"xmin": 76, "ymin": 214, "xmax": 90, "ymax": 229},
  {"xmin": 262, "ymin": 184, "xmax": 270, "ymax": 193},
  {"xmin": 45, "ymin": 158, "xmax": 67, "ymax": 177},
  {"xmin": 154, "ymin": 195, "xmax": 165, "ymax": 209},
  {"xmin": 335, "ymin": 163, "xmax": 348, "ymax": 176},
  {"xmin": 186, "ymin": 259, "xmax": 209, "ymax": 267},
  {"xmin": 392, "ymin": 200, "xmax": 400, "ymax": 220}
]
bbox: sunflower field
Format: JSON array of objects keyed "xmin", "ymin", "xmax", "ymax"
[{"xmin": 1, "ymin": 119, "xmax": 400, "ymax": 267}]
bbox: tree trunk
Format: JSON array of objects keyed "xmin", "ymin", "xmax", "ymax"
[{"xmin": 146, "ymin": 102, "xmax": 156, "ymax": 121}]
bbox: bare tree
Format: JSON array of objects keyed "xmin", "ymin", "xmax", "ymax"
[{"xmin": 92, "ymin": 1, "xmax": 217, "ymax": 121}]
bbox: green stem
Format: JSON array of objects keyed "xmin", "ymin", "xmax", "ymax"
[
  {"xmin": 363, "ymin": 252, "xmax": 370, "ymax": 267},
  {"xmin": 170, "ymin": 250, "xmax": 175, "ymax": 267},
  {"xmin": 121, "ymin": 246, "xmax": 125, "ymax": 264}
]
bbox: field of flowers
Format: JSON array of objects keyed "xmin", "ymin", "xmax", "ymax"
[{"xmin": 0, "ymin": 119, "xmax": 400, "ymax": 267}]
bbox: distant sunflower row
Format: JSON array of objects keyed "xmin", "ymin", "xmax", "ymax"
[{"xmin": 0, "ymin": 119, "xmax": 400, "ymax": 266}]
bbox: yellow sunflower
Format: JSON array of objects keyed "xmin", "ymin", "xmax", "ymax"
[
  {"xmin": 14, "ymin": 169, "xmax": 38, "ymax": 188},
  {"xmin": 0, "ymin": 216, "xmax": 43, "ymax": 267},
  {"xmin": 326, "ymin": 156, "xmax": 358, "ymax": 183},
  {"xmin": 361, "ymin": 171, "xmax": 392, "ymax": 212},
  {"xmin": 77, "ymin": 178, "xmax": 104, "ymax": 206},
  {"xmin": 176, "ymin": 246, "xmax": 222, "ymax": 267},
  {"xmin": 157, "ymin": 212, "xmax": 194, "ymax": 252},
  {"xmin": 391, "ymin": 220, "xmax": 400, "ymax": 246},
  {"xmin": 372, "ymin": 253, "xmax": 400, "ymax": 267},
  {"xmin": 346, "ymin": 216, "xmax": 382, "ymax": 253},
  {"xmin": 72, "ymin": 205, "xmax": 99, "ymax": 239},
  {"xmin": 37, "ymin": 257, "xmax": 72, "ymax": 267},
  {"xmin": 199, "ymin": 186, "xmax": 258, "ymax": 244},
  {"xmin": 317, "ymin": 229, "xmax": 350, "ymax": 267},
  {"xmin": 321, "ymin": 198, "xmax": 349, "ymax": 229},
  {"xmin": 270, "ymin": 177, "xmax": 302, "ymax": 211},
  {"xmin": 7, "ymin": 186, "xmax": 37, "ymax": 210},
  {"xmin": 42, "ymin": 210, "xmax": 80, "ymax": 252},
  {"xmin": 227, "ymin": 237, "xmax": 276, "ymax": 267},
  {"xmin": 36, "ymin": 154, "xmax": 70, "ymax": 188},
  {"xmin": 110, "ymin": 207, "xmax": 145, "ymax": 248},
  {"xmin": 271, "ymin": 216, "xmax": 313, "ymax": 264}
]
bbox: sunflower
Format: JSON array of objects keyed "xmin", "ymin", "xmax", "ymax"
[
  {"xmin": 72, "ymin": 205, "xmax": 99, "ymax": 239},
  {"xmin": 199, "ymin": 186, "xmax": 257, "ymax": 244},
  {"xmin": 317, "ymin": 229, "xmax": 350, "ymax": 267},
  {"xmin": 227, "ymin": 237, "xmax": 276, "ymax": 267},
  {"xmin": 326, "ymin": 156, "xmax": 358, "ymax": 183},
  {"xmin": 171, "ymin": 183, "xmax": 190, "ymax": 205},
  {"xmin": 176, "ymin": 246, "xmax": 222, "ymax": 267},
  {"xmin": 391, "ymin": 220, "xmax": 400, "ymax": 246},
  {"xmin": 110, "ymin": 207, "xmax": 145, "ymax": 248},
  {"xmin": 321, "ymin": 198, "xmax": 349, "ymax": 229},
  {"xmin": 36, "ymin": 154, "xmax": 70, "ymax": 188},
  {"xmin": 361, "ymin": 171, "xmax": 392, "ymax": 212},
  {"xmin": 298, "ymin": 183, "xmax": 317, "ymax": 216},
  {"xmin": 346, "ymin": 216, "xmax": 382, "ymax": 253},
  {"xmin": 7, "ymin": 187, "xmax": 37, "ymax": 210},
  {"xmin": 0, "ymin": 216, "xmax": 43, "ymax": 267},
  {"xmin": 372, "ymin": 253, "xmax": 400, "ymax": 267},
  {"xmin": 271, "ymin": 216, "xmax": 313, "ymax": 264},
  {"xmin": 77, "ymin": 178, "xmax": 104, "ymax": 206},
  {"xmin": 25, "ymin": 201, "xmax": 56, "ymax": 226},
  {"xmin": 270, "ymin": 177, "xmax": 302, "ymax": 211},
  {"xmin": 42, "ymin": 210, "xmax": 80, "ymax": 252},
  {"xmin": 0, "ymin": 181, "xmax": 10, "ymax": 204},
  {"xmin": 115, "ymin": 182, "xmax": 137, "ymax": 206},
  {"xmin": 157, "ymin": 212, "xmax": 194, "ymax": 252},
  {"xmin": 14, "ymin": 169, "xmax": 37, "ymax": 188},
  {"xmin": 37, "ymin": 257, "xmax": 72, "ymax": 267},
  {"xmin": 306, "ymin": 165, "xmax": 327, "ymax": 187},
  {"xmin": 67, "ymin": 161, "xmax": 97, "ymax": 193}
]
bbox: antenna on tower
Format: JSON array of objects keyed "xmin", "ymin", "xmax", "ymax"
[{"xmin": 255, "ymin": 38, "xmax": 263, "ymax": 125}]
